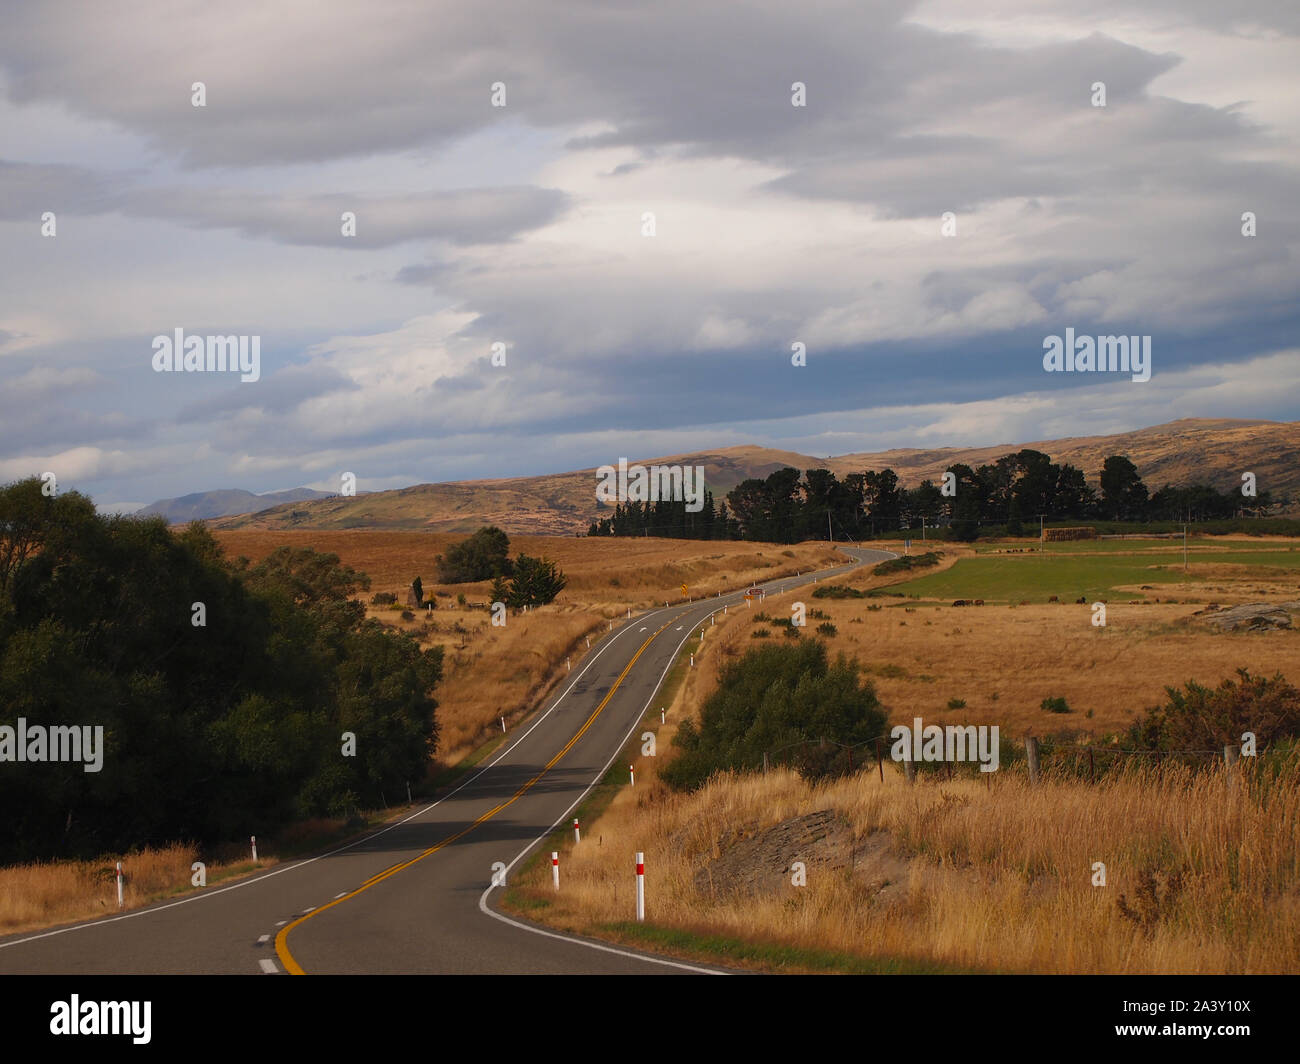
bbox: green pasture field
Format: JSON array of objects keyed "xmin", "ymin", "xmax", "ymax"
[{"xmin": 890, "ymin": 543, "xmax": 1300, "ymax": 603}]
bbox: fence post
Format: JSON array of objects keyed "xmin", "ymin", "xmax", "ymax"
[
  {"xmin": 903, "ymin": 750, "xmax": 916, "ymax": 784},
  {"xmin": 876, "ymin": 738, "xmax": 884, "ymax": 783},
  {"xmin": 1223, "ymin": 744, "xmax": 1239, "ymax": 768},
  {"xmin": 1026, "ymin": 737, "xmax": 1040, "ymax": 785},
  {"xmin": 1088, "ymin": 746, "xmax": 1095, "ymax": 784}
]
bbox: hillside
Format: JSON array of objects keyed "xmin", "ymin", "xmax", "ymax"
[
  {"xmin": 138, "ymin": 486, "xmax": 333, "ymax": 523},
  {"xmin": 208, "ymin": 418, "xmax": 1299, "ymax": 534}
]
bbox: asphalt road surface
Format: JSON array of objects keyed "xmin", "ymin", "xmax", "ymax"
[{"xmin": 0, "ymin": 546, "xmax": 895, "ymax": 975}]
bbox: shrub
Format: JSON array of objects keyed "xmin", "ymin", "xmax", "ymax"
[
  {"xmin": 1127, "ymin": 668, "xmax": 1300, "ymax": 750},
  {"xmin": 750, "ymin": 628, "xmax": 770, "ymax": 639},
  {"xmin": 1041, "ymin": 696, "xmax": 1071, "ymax": 714},
  {"xmin": 370, "ymin": 592, "xmax": 397, "ymax": 606},
  {"xmin": 947, "ymin": 697, "xmax": 966, "ymax": 709},
  {"xmin": 661, "ymin": 640, "xmax": 888, "ymax": 790},
  {"xmin": 816, "ymin": 622, "xmax": 837, "ymax": 636},
  {"xmin": 400, "ymin": 610, "xmax": 415, "ymax": 621}
]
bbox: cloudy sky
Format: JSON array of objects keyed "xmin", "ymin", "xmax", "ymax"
[{"xmin": 2, "ymin": 0, "xmax": 1298, "ymax": 511}]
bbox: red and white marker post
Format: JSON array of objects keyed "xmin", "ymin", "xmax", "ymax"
[
  {"xmin": 629, "ymin": 765, "xmax": 635, "ymax": 787},
  {"xmin": 250, "ymin": 835, "xmax": 258, "ymax": 862},
  {"xmin": 551, "ymin": 851, "xmax": 560, "ymax": 891},
  {"xmin": 116, "ymin": 861, "xmax": 124, "ymax": 909},
  {"xmin": 635, "ymin": 852, "xmax": 645, "ymax": 921},
  {"xmin": 573, "ymin": 818, "xmax": 581, "ymax": 844}
]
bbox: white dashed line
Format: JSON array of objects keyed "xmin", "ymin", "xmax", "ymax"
[
  {"xmin": 334, "ymin": 891, "xmax": 348, "ymax": 899},
  {"xmin": 275, "ymin": 920, "xmax": 287, "ymax": 927},
  {"xmin": 257, "ymin": 934, "xmax": 270, "ymax": 944},
  {"xmin": 258, "ymin": 959, "xmax": 279, "ymax": 974}
]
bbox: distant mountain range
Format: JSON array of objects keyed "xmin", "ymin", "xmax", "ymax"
[
  {"xmin": 198, "ymin": 419, "xmax": 1299, "ymax": 535},
  {"xmin": 138, "ymin": 487, "xmax": 334, "ymax": 524}
]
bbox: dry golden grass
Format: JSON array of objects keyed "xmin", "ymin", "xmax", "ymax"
[
  {"xmin": 506, "ymin": 541, "xmax": 1300, "ymax": 973},
  {"xmin": 0, "ymin": 843, "xmax": 258, "ymax": 935},
  {"xmin": 512, "ymin": 744, "xmax": 1300, "ymax": 974}
]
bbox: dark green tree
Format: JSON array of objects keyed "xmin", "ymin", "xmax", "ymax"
[{"xmin": 436, "ymin": 526, "xmax": 514, "ymax": 583}]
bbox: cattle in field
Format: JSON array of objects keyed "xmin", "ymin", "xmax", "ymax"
[
  {"xmin": 1048, "ymin": 595, "xmax": 1059, "ymax": 602},
  {"xmin": 974, "ymin": 599, "xmax": 984, "ymax": 606},
  {"xmin": 952, "ymin": 599, "xmax": 968, "ymax": 607}
]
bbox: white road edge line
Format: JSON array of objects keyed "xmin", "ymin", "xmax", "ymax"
[
  {"xmin": 477, "ymin": 548, "xmax": 894, "ymax": 974},
  {"xmin": 0, "ymin": 549, "xmax": 888, "ymax": 958},
  {"xmin": 0, "ymin": 605, "xmax": 661, "ymax": 953}
]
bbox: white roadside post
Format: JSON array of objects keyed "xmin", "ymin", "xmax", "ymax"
[
  {"xmin": 573, "ymin": 818, "xmax": 581, "ymax": 844},
  {"xmin": 251, "ymin": 835, "xmax": 258, "ymax": 862},
  {"xmin": 629, "ymin": 765, "xmax": 635, "ymax": 787},
  {"xmin": 552, "ymin": 852, "xmax": 560, "ymax": 891},
  {"xmin": 500, "ymin": 715, "xmax": 506, "ymax": 733},
  {"xmin": 660, "ymin": 707, "xmax": 665, "ymax": 723},
  {"xmin": 635, "ymin": 852, "xmax": 646, "ymax": 921},
  {"xmin": 116, "ymin": 861, "xmax": 124, "ymax": 909}
]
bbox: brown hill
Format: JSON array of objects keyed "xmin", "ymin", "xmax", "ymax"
[{"xmin": 209, "ymin": 418, "xmax": 1298, "ymax": 534}]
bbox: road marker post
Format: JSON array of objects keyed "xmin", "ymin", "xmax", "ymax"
[
  {"xmin": 635, "ymin": 852, "xmax": 645, "ymax": 921},
  {"xmin": 660, "ymin": 707, "xmax": 665, "ymax": 723},
  {"xmin": 552, "ymin": 852, "xmax": 560, "ymax": 891},
  {"xmin": 566, "ymin": 656, "xmax": 571, "ymax": 671},
  {"xmin": 500, "ymin": 715, "xmax": 506, "ymax": 732},
  {"xmin": 116, "ymin": 861, "xmax": 124, "ymax": 909},
  {"xmin": 574, "ymin": 818, "xmax": 581, "ymax": 844},
  {"xmin": 689, "ymin": 653, "xmax": 694, "ymax": 667},
  {"xmin": 629, "ymin": 765, "xmax": 635, "ymax": 787},
  {"xmin": 251, "ymin": 835, "xmax": 258, "ymax": 861},
  {"xmin": 406, "ymin": 781, "xmax": 412, "ymax": 804}
]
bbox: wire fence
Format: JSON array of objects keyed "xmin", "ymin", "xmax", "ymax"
[{"xmin": 758, "ymin": 732, "xmax": 1258, "ymax": 784}]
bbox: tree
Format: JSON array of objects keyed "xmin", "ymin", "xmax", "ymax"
[
  {"xmin": 411, "ymin": 576, "xmax": 423, "ymax": 605},
  {"xmin": 1100, "ymin": 455, "xmax": 1148, "ymax": 521},
  {"xmin": 506, "ymin": 554, "xmax": 566, "ymax": 607},
  {"xmin": 436, "ymin": 526, "xmax": 514, "ymax": 583}
]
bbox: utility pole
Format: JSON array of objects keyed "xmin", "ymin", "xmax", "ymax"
[{"xmin": 827, "ymin": 508, "xmax": 833, "ymax": 543}]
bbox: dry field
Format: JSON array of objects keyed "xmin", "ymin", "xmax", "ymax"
[
  {"xmin": 212, "ymin": 530, "xmax": 844, "ymax": 762},
  {"xmin": 507, "ymin": 753, "xmax": 1300, "ymax": 974},
  {"xmin": 504, "ymin": 537, "xmax": 1300, "ymax": 973}
]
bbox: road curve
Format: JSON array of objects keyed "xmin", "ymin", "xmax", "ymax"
[{"xmin": 0, "ymin": 546, "xmax": 895, "ymax": 975}]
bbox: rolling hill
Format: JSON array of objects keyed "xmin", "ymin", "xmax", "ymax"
[{"xmin": 207, "ymin": 418, "xmax": 1299, "ymax": 535}]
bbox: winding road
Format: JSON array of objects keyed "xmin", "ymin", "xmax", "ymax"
[{"xmin": 0, "ymin": 546, "xmax": 894, "ymax": 975}]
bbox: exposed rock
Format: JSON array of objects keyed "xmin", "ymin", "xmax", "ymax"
[{"xmin": 1194, "ymin": 601, "xmax": 1300, "ymax": 632}]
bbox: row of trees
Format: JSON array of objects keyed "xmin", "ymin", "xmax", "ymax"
[
  {"xmin": 585, "ymin": 452, "xmax": 1276, "ymax": 544},
  {"xmin": 0, "ymin": 477, "xmax": 443, "ymax": 863}
]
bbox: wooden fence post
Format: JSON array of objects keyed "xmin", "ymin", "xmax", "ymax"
[
  {"xmin": 876, "ymin": 738, "xmax": 884, "ymax": 783},
  {"xmin": 1026, "ymin": 736, "xmax": 1040, "ymax": 785},
  {"xmin": 1223, "ymin": 744, "xmax": 1239, "ymax": 768},
  {"xmin": 903, "ymin": 752, "xmax": 916, "ymax": 784}
]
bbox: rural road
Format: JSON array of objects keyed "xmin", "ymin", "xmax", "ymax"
[{"xmin": 0, "ymin": 546, "xmax": 895, "ymax": 975}]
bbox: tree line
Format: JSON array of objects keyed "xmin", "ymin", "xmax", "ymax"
[
  {"xmin": 587, "ymin": 451, "xmax": 1279, "ymax": 544},
  {"xmin": 0, "ymin": 477, "xmax": 443, "ymax": 863}
]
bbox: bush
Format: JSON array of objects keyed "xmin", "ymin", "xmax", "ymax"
[
  {"xmin": 1127, "ymin": 669, "xmax": 1300, "ymax": 751},
  {"xmin": 872, "ymin": 551, "xmax": 942, "ymax": 577},
  {"xmin": 400, "ymin": 610, "xmax": 415, "ymax": 621},
  {"xmin": 751, "ymin": 628, "xmax": 770, "ymax": 638},
  {"xmin": 370, "ymin": 592, "xmax": 397, "ymax": 606},
  {"xmin": 661, "ymin": 640, "xmax": 888, "ymax": 790},
  {"xmin": 947, "ymin": 697, "xmax": 966, "ymax": 709},
  {"xmin": 816, "ymin": 622, "xmax": 837, "ymax": 636},
  {"xmin": 1041, "ymin": 696, "xmax": 1071, "ymax": 714},
  {"xmin": 505, "ymin": 554, "xmax": 567, "ymax": 607}
]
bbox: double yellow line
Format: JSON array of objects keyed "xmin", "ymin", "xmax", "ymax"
[{"xmin": 274, "ymin": 619, "xmax": 670, "ymax": 974}]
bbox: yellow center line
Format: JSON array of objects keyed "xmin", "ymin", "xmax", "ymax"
[{"xmin": 275, "ymin": 618, "xmax": 674, "ymax": 974}]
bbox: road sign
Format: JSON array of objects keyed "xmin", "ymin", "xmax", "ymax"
[{"xmin": 681, "ymin": 584, "xmax": 688, "ymax": 596}]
